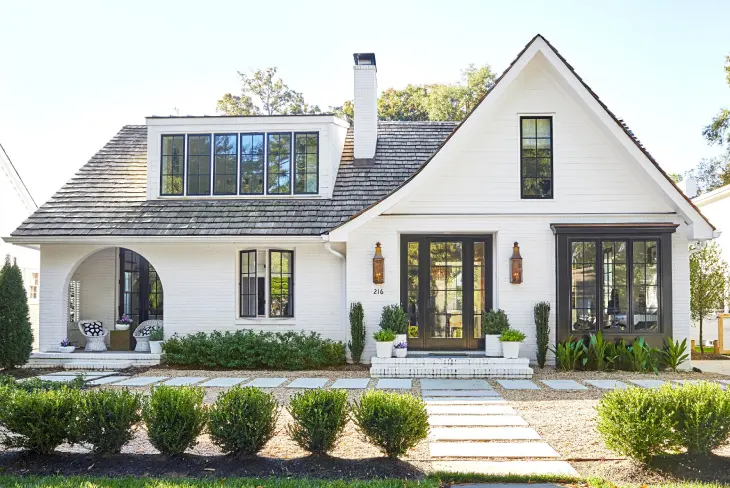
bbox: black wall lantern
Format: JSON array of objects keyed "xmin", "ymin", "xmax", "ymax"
[
  {"xmin": 510, "ymin": 241, "xmax": 523, "ymax": 284},
  {"xmin": 373, "ymin": 242, "xmax": 385, "ymax": 284}
]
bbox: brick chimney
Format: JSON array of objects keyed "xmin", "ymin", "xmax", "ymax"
[{"xmin": 353, "ymin": 53, "xmax": 377, "ymax": 163}]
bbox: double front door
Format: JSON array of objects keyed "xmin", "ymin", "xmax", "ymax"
[
  {"xmin": 401, "ymin": 236, "xmax": 493, "ymax": 350},
  {"xmin": 119, "ymin": 248, "xmax": 164, "ymax": 329}
]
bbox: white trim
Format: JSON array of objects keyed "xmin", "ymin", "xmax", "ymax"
[
  {"xmin": 693, "ymin": 184, "xmax": 730, "ymax": 206},
  {"xmin": 0, "ymin": 142, "xmax": 37, "ymax": 214},
  {"xmin": 146, "ymin": 115, "xmax": 350, "ymax": 129},
  {"xmin": 4, "ymin": 235, "xmax": 325, "ymax": 245}
]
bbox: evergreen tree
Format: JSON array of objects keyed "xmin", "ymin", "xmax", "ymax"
[{"xmin": 0, "ymin": 255, "xmax": 33, "ymax": 368}]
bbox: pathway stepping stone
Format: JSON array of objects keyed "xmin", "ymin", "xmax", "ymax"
[
  {"xmin": 162, "ymin": 377, "xmax": 207, "ymax": 386},
  {"xmin": 423, "ymin": 397, "xmax": 507, "ymax": 404},
  {"xmin": 114, "ymin": 376, "xmax": 168, "ymax": 387},
  {"xmin": 36, "ymin": 375, "xmax": 85, "ymax": 383},
  {"xmin": 48, "ymin": 371, "xmax": 117, "ymax": 377},
  {"xmin": 541, "ymin": 380, "xmax": 588, "ymax": 390},
  {"xmin": 199, "ymin": 378, "xmax": 247, "ymax": 388},
  {"xmin": 429, "ymin": 427, "xmax": 541, "ymax": 441},
  {"xmin": 629, "ymin": 379, "xmax": 666, "ymax": 389},
  {"xmin": 426, "ymin": 405, "xmax": 515, "ymax": 415},
  {"xmin": 246, "ymin": 378, "xmax": 288, "ymax": 388},
  {"xmin": 376, "ymin": 379, "xmax": 411, "ymax": 389},
  {"xmin": 330, "ymin": 378, "xmax": 369, "ymax": 389},
  {"xmin": 428, "ymin": 415, "xmax": 527, "ymax": 427},
  {"xmin": 432, "ymin": 460, "xmax": 578, "ymax": 476},
  {"xmin": 88, "ymin": 376, "xmax": 129, "ymax": 386},
  {"xmin": 421, "ymin": 379, "xmax": 491, "ymax": 390},
  {"xmin": 718, "ymin": 380, "xmax": 730, "ymax": 385},
  {"xmin": 423, "ymin": 389, "xmax": 500, "ymax": 397},
  {"xmin": 584, "ymin": 380, "xmax": 628, "ymax": 390},
  {"xmin": 430, "ymin": 441, "xmax": 559, "ymax": 458},
  {"xmin": 287, "ymin": 378, "xmax": 328, "ymax": 389},
  {"xmin": 671, "ymin": 379, "xmax": 702, "ymax": 385},
  {"xmin": 497, "ymin": 380, "xmax": 539, "ymax": 390}
]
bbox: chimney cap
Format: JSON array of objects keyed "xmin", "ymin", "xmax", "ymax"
[{"xmin": 353, "ymin": 53, "xmax": 376, "ymax": 66}]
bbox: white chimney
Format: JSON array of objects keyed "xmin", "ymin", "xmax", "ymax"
[
  {"xmin": 679, "ymin": 175, "xmax": 698, "ymax": 199},
  {"xmin": 353, "ymin": 53, "xmax": 377, "ymax": 162}
]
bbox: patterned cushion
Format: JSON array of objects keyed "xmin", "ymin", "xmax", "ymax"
[
  {"xmin": 81, "ymin": 321, "xmax": 104, "ymax": 336},
  {"xmin": 138, "ymin": 325, "xmax": 157, "ymax": 337}
]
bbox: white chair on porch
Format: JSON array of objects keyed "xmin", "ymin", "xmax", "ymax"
[
  {"xmin": 133, "ymin": 320, "xmax": 163, "ymax": 353},
  {"xmin": 77, "ymin": 320, "xmax": 109, "ymax": 352}
]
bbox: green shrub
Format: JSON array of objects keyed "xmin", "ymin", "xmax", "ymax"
[
  {"xmin": 209, "ymin": 386, "xmax": 278, "ymax": 456},
  {"xmin": 622, "ymin": 337, "xmax": 660, "ymax": 373},
  {"xmin": 0, "ymin": 256, "xmax": 33, "ymax": 369},
  {"xmin": 379, "ymin": 305, "xmax": 408, "ymax": 334},
  {"xmin": 533, "ymin": 302, "xmax": 550, "ymax": 368},
  {"xmin": 662, "ymin": 338, "xmax": 690, "ymax": 372},
  {"xmin": 162, "ymin": 330, "xmax": 346, "ymax": 370},
  {"xmin": 0, "ymin": 374, "xmax": 86, "ymax": 393},
  {"xmin": 588, "ymin": 332, "xmax": 617, "ymax": 371},
  {"xmin": 553, "ymin": 337, "xmax": 587, "ymax": 371},
  {"xmin": 670, "ymin": 381, "xmax": 730, "ymax": 454},
  {"xmin": 596, "ymin": 385, "xmax": 675, "ymax": 462},
  {"xmin": 0, "ymin": 387, "xmax": 80, "ymax": 454},
  {"xmin": 76, "ymin": 389, "xmax": 142, "ymax": 454},
  {"xmin": 142, "ymin": 386, "xmax": 207, "ymax": 455},
  {"xmin": 149, "ymin": 328, "xmax": 164, "ymax": 341},
  {"xmin": 499, "ymin": 329, "xmax": 526, "ymax": 342},
  {"xmin": 352, "ymin": 391, "xmax": 429, "ymax": 458},
  {"xmin": 287, "ymin": 389, "xmax": 348, "ymax": 455},
  {"xmin": 348, "ymin": 302, "xmax": 366, "ymax": 364},
  {"xmin": 482, "ymin": 309, "xmax": 509, "ymax": 335},
  {"xmin": 373, "ymin": 329, "xmax": 396, "ymax": 342}
]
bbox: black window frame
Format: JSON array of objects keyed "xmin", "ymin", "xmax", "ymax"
[
  {"xmin": 160, "ymin": 134, "xmax": 185, "ymax": 196},
  {"xmin": 293, "ymin": 132, "xmax": 319, "ymax": 195},
  {"xmin": 186, "ymin": 134, "xmax": 212, "ymax": 196},
  {"xmin": 266, "ymin": 132, "xmax": 292, "ymax": 195},
  {"xmin": 553, "ymin": 224, "xmax": 675, "ymax": 346},
  {"xmin": 239, "ymin": 132, "xmax": 265, "ymax": 195},
  {"xmin": 213, "ymin": 133, "xmax": 238, "ymax": 196},
  {"xmin": 269, "ymin": 249, "xmax": 294, "ymax": 318},
  {"xmin": 239, "ymin": 250, "xmax": 257, "ymax": 318},
  {"xmin": 520, "ymin": 116, "xmax": 553, "ymax": 200}
]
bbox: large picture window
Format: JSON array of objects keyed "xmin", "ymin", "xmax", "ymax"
[
  {"xmin": 240, "ymin": 133, "xmax": 265, "ymax": 194},
  {"xmin": 214, "ymin": 134, "xmax": 237, "ymax": 195},
  {"xmin": 187, "ymin": 134, "xmax": 211, "ymax": 196},
  {"xmin": 294, "ymin": 132, "xmax": 318, "ymax": 194},
  {"xmin": 238, "ymin": 249, "xmax": 294, "ymax": 318},
  {"xmin": 269, "ymin": 250, "xmax": 294, "ymax": 317},
  {"xmin": 160, "ymin": 135, "xmax": 184, "ymax": 196},
  {"xmin": 520, "ymin": 117, "xmax": 552, "ymax": 199},
  {"xmin": 267, "ymin": 133, "xmax": 292, "ymax": 194}
]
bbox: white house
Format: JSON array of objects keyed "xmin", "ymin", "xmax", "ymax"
[
  {"xmin": 0, "ymin": 141, "xmax": 40, "ymax": 348},
  {"xmin": 6, "ymin": 35, "xmax": 716, "ymax": 374}
]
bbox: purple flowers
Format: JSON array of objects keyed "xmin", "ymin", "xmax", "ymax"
[
  {"xmin": 117, "ymin": 314, "xmax": 133, "ymax": 324},
  {"xmin": 394, "ymin": 342, "xmax": 408, "ymax": 349},
  {"xmin": 60, "ymin": 338, "xmax": 72, "ymax": 347}
]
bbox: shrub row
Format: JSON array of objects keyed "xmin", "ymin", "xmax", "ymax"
[
  {"xmin": 597, "ymin": 381, "xmax": 730, "ymax": 462},
  {"xmin": 162, "ymin": 330, "xmax": 346, "ymax": 370},
  {"xmin": 554, "ymin": 333, "xmax": 689, "ymax": 372},
  {"xmin": 0, "ymin": 382, "xmax": 428, "ymax": 458}
]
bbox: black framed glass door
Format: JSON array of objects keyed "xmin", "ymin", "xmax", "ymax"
[
  {"xmin": 401, "ymin": 236, "xmax": 492, "ymax": 350},
  {"xmin": 119, "ymin": 248, "xmax": 163, "ymax": 330}
]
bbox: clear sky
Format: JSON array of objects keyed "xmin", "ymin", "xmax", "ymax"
[{"xmin": 1, "ymin": 0, "xmax": 728, "ymax": 204}]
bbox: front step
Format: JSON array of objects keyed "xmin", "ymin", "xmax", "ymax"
[
  {"xmin": 370, "ymin": 356, "xmax": 533, "ymax": 378},
  {"xmin": 23, "ymin": 351, "xmax": 162, "ymax": 369}
]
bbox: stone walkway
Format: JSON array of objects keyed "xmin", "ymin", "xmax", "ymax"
[{"xmin": 423, "ymin": 379, "xmax": 577, "ymax": 476}]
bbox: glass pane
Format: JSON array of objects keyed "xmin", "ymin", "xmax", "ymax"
[
  {"xmin": 521, "ymin": 118, "xmax": 536, "ymax": 137},
  {"xmin": 570, "ymin": 241, "xmax": 596, "ymax": 332},
  {"xmin": 602, "ymin": 241, "xmax": 627, "ymax": 331},
  {"xmin": 536, "ymin": 118, "xmax": 551, "ymax": 138},
  {"xmin": 632, "ymin": 240, "xmax": 660, "ymax": 332}
]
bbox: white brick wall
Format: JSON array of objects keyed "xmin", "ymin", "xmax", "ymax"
[{"xmin": 353, "ymin": 64, "xmax": 377, "ymax": 159}]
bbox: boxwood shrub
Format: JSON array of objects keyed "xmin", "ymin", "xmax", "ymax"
[
  {"xmin": 209, "ymin": 386, "xmax": 278, "ymax": 456},
  {"xmin": 287, "ymin": 389, "xmax": 348, "ymax": 455},
  {"xmin": 142, "ymin": 386, "xmax": 207, "ymax": 455},
  {"xmin": 163, "ymin": 330, "xmax": 346, "ymax": 370},
  {"xmin": 76, "ymin": 389, "xmax": 142, "ymax": 454}
]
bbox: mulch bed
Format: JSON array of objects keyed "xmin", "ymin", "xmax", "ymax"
[
  {"xmin": 0, "ymin": 452, "xmax": 425, "ymax": 480},
  {"xmin": 692, "ymin": 351, "xmax": 730, "ymax": 360}
]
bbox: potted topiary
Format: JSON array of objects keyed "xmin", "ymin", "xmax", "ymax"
[
  {"xmin": 373, "ymin": 329, "xmax": 396, "ymax": 359},
  {"xmin": 149, "ymin": 328, "xmax": 164, "ymax": 354},
  {"xmin": 115, "ymin": 314, "xmax": 133, "ymax": 331},
  {"xmin": 500, "ymin": 328, "xmax": 527, "ymax": 359},
  {"xmin": 380, "ymin": 304, "xmax": 409, "ymax": 349},
  {"xmin": 483, "ymin": 309, "xmax": 510, "ymax": 357},
  {"xmin": 59, "ymin": 338, "xmax": 75, "ymax": 353},
  {"xmin": 393, "ymin": 341, "xmax": 408, "ymax": 358}
]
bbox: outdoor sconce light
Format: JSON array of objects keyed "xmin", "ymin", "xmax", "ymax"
[
  {"xmin": 373, "ymin": 242, "xmax": 385, "ymax": 284},
  {"xmin": 510, "ymin": 242, "xmax": 523, "ymax": 284}
]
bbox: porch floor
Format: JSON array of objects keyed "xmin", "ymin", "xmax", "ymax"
[
  {"xmin": 370, "ymin": 355, "xmax": 533, "ymax": 378},
  {"xmin": 25, "ymin": 350, "xmax": 163, "ymax": 369}
]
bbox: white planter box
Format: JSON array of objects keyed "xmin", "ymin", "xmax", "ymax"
[
  {"xmin": 59, "ymin": 346, "xmax": 75, "ymax": 353},
  {"xmin": 394, "ymin": 333, "xmax": 408, "ymax": 348},
  {"xmin": 375, "ymin": 341, "xmax": 393, "ymax": 359},
  {"xmin": 149, "ymin": 341, "xmax": 164, "ymax": 354},
  {"xmin": 485, "ymin": 335, "xmax": 501, "ymax": 356},
  {"xmin": 502, "ymin": 341, "xmax": 521, "ymax": 359},
  {"xmin": 394, "ymin": 348, "xmax": 408, "ymax": 358},
  {"xmin": 115, "ymin": 323, "xmax": 130, "ymax": 331}
]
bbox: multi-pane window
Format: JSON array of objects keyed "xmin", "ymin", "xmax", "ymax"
[
  {"xmin": 29, "ymin": 272, "xmax": 39, "ymax": 300},
  {"xmin": 68, "ymin": 280, "xmax": 81, "ymax": 324},
  {"xmin": 406, "ymin": 242, "xmax": 419, "ymax": 339},
  {"xmin": 520, "ymin": 117, "xmax": 552, "ymax": 199},
  {"xmin": 267, "ymin": 133, "xmax": 292, "ymax": 194},
  {"xmin": 240, "ymin": 133, "xmax": 265, "ymax": 194},
  {"xmin": 270, "ymin": 250, "xmax": 294, "ymax": 317},
  {"xmin": 569, "ymin": 239, "xmax": 661, "ymax": 333},
  {"xmin": 473, "ymin": 242, "xmax": 486, "ymax": 338},
  {"xmin": 294, "ymin": 133, "xmax": 319, "ymax": 194},
  {"xmin": 160, "ymin": 135, "xmax": 184, "ymax": 196},
  {"xmin": 214, "ymin": 134, "xmax": 237, "ymax": 195},
  {"xmin": 187, "ymin": 135, "xmax": 211, "ymax": 196},
  {"xmin": 240, "ymin": 250, "xmax": 257, "ymax": 317}
]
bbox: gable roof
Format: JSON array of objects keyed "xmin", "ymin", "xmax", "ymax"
[
  {"xmin": 328, "ymin": 34, "xmax": 716, "ymax": 240},
  {"xmin": 9, "ymin": 121, "xmax": 456, "ymax": 238},
  {"xmin": 0, "ymin": 142, "xmax": 37, "ymax": 215}
]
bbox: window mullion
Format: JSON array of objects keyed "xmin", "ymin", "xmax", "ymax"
[
  {"xmin": 595, "ymin": 239, "xmax": 603, "ymax": 332},
  {"xmin": 627, "ymin": 240, "xmax": 634, "ymax": 334}
]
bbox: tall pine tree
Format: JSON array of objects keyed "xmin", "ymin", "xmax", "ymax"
[{"xmin": 0, "ymin": 255, "xmax": 33, "ymax": 368}]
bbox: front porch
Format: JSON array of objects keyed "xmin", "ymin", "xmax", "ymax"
[{"xmin": 24, "ymin": 350, "xmax": 163, "ymax": 369}]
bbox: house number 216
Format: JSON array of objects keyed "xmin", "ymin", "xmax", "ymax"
[{"xmin": 373, "ymin": 288, "xmax": 384, "ymax": 295}]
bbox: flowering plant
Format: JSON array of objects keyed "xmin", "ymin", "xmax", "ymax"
[
  {"xmin": 394, "ymin": 342, "xmax": 408, "ymax": 349},
  {"xmin": 60, "ymin": 338, "xmax": 72, "ymax": 347},
  {"xmin": 117, "ymin": 314, "xmax": 133, "ymax": 324}
]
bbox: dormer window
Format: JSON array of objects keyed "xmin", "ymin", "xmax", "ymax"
[
  {"xmin": 214, "ymin": 134, "xmax": 237, "ymax": 195},
  {"xmin": 240, "ymin": 133, "xmax": 265, "ymax": 194},
  {"xmin": 267, "ymin": 133, "xmax": 292, "ymax": 194},
  {"xmin": 295, "ymin": 133, "xmax": 319, "ymax": 194},
  {"xmin": 160, "ymin": 135, "xmax": 184, "ymax": 196},
  {"xmin": 187, "ymin": 135, "xmax": 211, "ymax": 196},
  {"xmin": 520, "ymin": 117, "xmax": 553, "ymax": 199}
]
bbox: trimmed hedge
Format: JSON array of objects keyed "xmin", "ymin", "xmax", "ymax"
[
  {"xmin": 77, "ymin": 389, "xmax": 142, "ymax": 454},
  {"xmin": 142, "ymin": 386, "xmax": 208, "ymax": 455},
  {"xmin": 163, "ymin": 330, "xmax": 346, "ymax": 370},
  {"xmin": 287, "ymin": 389, "xmax": 348, "ymax": 454},
  {"xmin": 209, "ymin": 386, "xmax": 278, "ymax": 456}
]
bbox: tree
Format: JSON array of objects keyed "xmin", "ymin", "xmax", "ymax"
[
  {"xmin": 702, "ymin": 55, "xmax": 730, "ymax": 148},
  {"xmin": 378, "ymin": 85, "xmax": 429, "ymax": 121},
  {"xmin": 669, "ymin": 172, "xmax": 683, "ymax": 183},
  {"xmin": 685, "ymin": 156, "xmax": 730, "ymax": 195},
  {"xmin": 690, "ymin": 242, "xmax": 728, "ymax": 353},
  {"xmin": 0, "ymin": 255, "xmax": 33, "ymax": 369},
  {"xmin": 330, "ymin": 100, "xmax": 353, "ymax": 122},
  {"xmin": 217, "ymin": 67, "xmax": 321, "ymax": 116}
]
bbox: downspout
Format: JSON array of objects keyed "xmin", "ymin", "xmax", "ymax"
[{"xmin": 324, "ymin": 239, "xmax": 348, "ymax": 361}]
